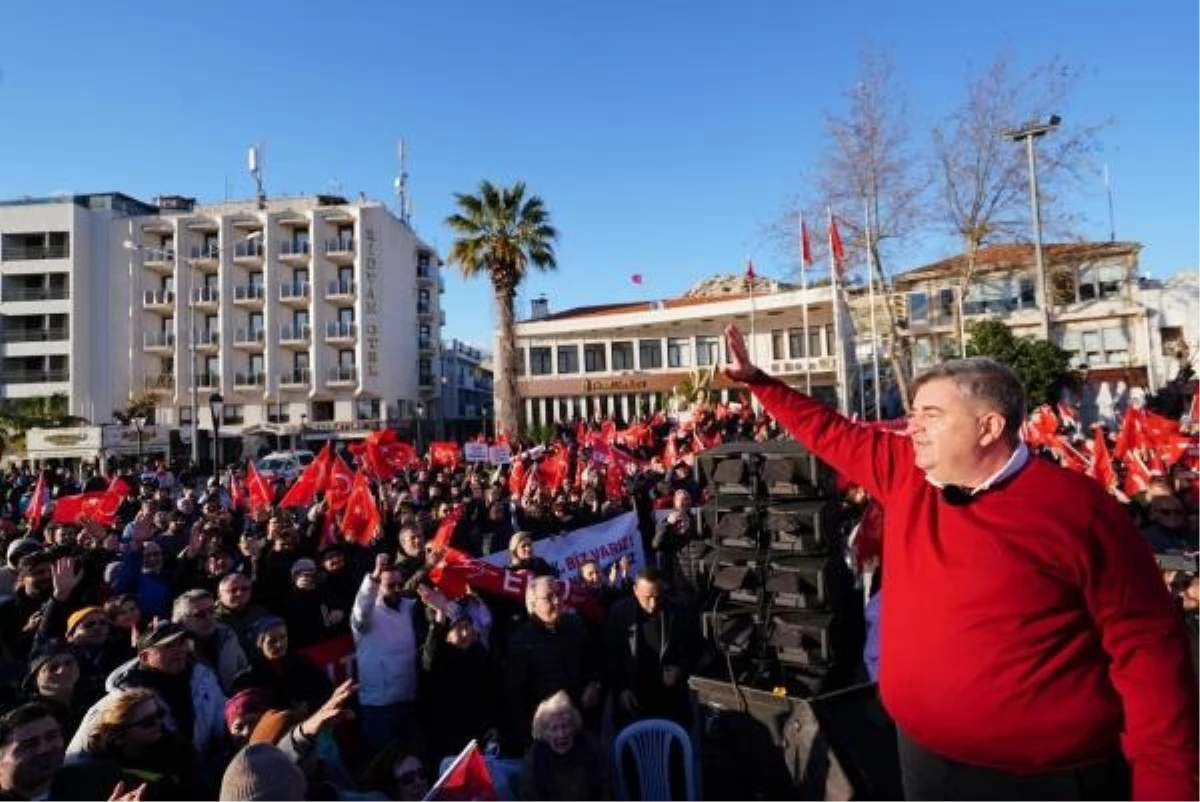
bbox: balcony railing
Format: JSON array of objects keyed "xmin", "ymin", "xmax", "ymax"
[
  {"xmin": 417, "ymin": 337, "xmax": 435, "ymax": 351},
  {"xmin": 193, "ymin": 331, "xmax": 219, "ymax": 347},
  {"xmin": 143, "ymin": 248, "xmax": 175, "ymax": 263},
  {"xmin": 234, "ymin": 241, "xmax": 264, "ymax": 259},
  {"xmin": 323, "ymin": 237, "xmax": 355, "ymax": 255},
  {"xmin": 2, "ymin": 287, "xmax": 70, "ymax": 302},
  {"xmin": 195, "ymin": 372, "xmax": 219, "ymax": 388},
  {"xmin": 234, "ymin": 371, "xmax": 266, "ymax": 387},
  {"xmin": 325, "ymin": 321, "xmax": 357, "ymax": 340},
  {"xmin": 417, "ymin": 263, "xmax": 433, "ymax": 279},
  {"xmin": 189, "ymin": 244, "xmax": 220, "ymax": 260},
  {"xmin": 143, "ymin": 332, "xmax": 175, "ymax": 349},
  {"xmin": 0, "ymin": 369, "xmax": 69, "ymax": 383},
  {"xmin": 280, "ymin": 241, "xmax": 311, "ymax": 257},
  {"xmin": 418, "ymin": 374, "xmax": 435, "ymax": 387},
  {"xmin": 281, "ymin": 368, "xmax": 312, "ymax": 385},
  {"xmin": 327, "ymin": 366, "xmax": 357, "ymax": 383},
  {"xmin": 0, "ymin": 328, "xmax": 68, "ymax": 343},
  {"xmin": 191, "ymin": 287, "xmax": 219, "ymax": 304},
  {"xmin": 234, "ymin": 328, "xmax": 266, "ymax": 345},
  {"xmin": 280, "ymin": 282, "xmax": 310, "ymax": 301},
  {"xmin": 417, "ymin": 302, "xmax": 432, "ymax": 315},
  {"xmin": 0, "ymin": 244, "xmax": 69, "ymax": 261},
  {"xmin": 233, "ymin": 285, "xmax": 265, "ymax": 302},
  {"xmin": 279, "ymin": 324, "xmax": 312, "ymax": 342},
  {"xmin": 144, "ymin": 374, "xmax": 174, "ymax": 391},
  {"xmin": 326, "ymin": 279, "xmax": 355, "ymax": 297},
  {"xmin": 143, "ymin": 289, "xmax": 175, "ymax": 306}
]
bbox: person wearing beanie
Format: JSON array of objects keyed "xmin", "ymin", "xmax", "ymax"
[
  {"xmin": 224, "ymin": 688, "xmax": 272, "ymax": 744},
  {"xmin": 219, "ymin": 744, "xmax": 307, "ymax": 802},
  {"xmin": 22, "ymin": 642, "xmax": 88, "ymax": 736},
  {"xmin": 230, "ymin": 617, "xmax": 331, "ymax": 716},
  {"xmin": 283, "ymin": 556, "xmax": 349, "ymax": 649}
]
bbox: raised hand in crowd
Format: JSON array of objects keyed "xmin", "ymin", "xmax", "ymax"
[
  {"xmin": 371, "ymin": 552, "xmax": 391, "ymax": 581},
  {"xmin": 723, "ymin": 323, "xmax": 758, "ymax": 382},
  {"xmin": 417, "ymin": 584, "xmax": 450, "ymax": 621},
  {"xmin": 108, "ymin": 781, "xmax": 148, "ymax": 802},
  {"xmin": 49, "ymin": 556, "xmax": 79, "ymax": 602},
  {"xmin": 297, "ymin": 679, "xmax": 358, "ymax": 739}
]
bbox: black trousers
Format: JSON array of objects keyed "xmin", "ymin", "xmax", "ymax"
[{"xmin": 896, "ymin": 729, "xmax": 1130, "ymax": 801}]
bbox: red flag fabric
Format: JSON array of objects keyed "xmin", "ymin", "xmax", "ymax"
[
  {"xmin": 427, "ymin": 506, "xmax": 463, "ymax": 554},
  {"xmin": 1113, "ymin": 407, "xmax": 1143, "ymax": 460},
  {"xmin": 230, "ymin": 474, "xmax": 247, "ymax": 512},
  {"xmin": 325, "ymin": 456, "xmax": 355, "ymax": 512},
  {"xmin": 508, "ymin": 458, "xmax": 530, "ymax": 497},
  {"xmin": 801, "ymin": 219, "xmax": 814, "ymax": 266},
  {"xmin": 1188, "ymin": 392, "xmax": 1200, "ymax": 429},
  {"xmin": 630, "ymin": 273, "xmax": 643, "ymax": 285},
  {"xmin": 24, "ymin": 472, "xmax": 49, "ymax": 530},
  {"xmin": 280, "ymin": 442, "xmax": 334, "ymax": 508},
  {"xmin": 339, "ymin": 472, "xmax": 380, "ymax": 546},
  {"xmin": 1122, "ymin": 451, "xmax": 1153, "ymax": 499},
  {"xmin": 51, "ymin": 477, "xmax": 128, "ymax": 527},
  {"xmin": 829, "ymin": 217, "xmax": 846, "ymax": 278},
  {"xmin": 425, "ymin": 740, "xmax": 496, "ymax": 802},
  {"xmin": 244, "ymin": 462, "xmax": 274, "ymax": 514},
  {"xmin": 429, "ymin": 441, "xmax": 461, "ymax": 470},
  {"xmin": 1087, "ymin": 427, "xmax": 1117, "ymax": 492},
  {"xmin": 533, "ymin": 447, "xmax": 569, "ymax": 493},
  {"xmin": 1056, "ymin": 401, "xmax": 1079, "ymax": 431},
  {"xmin": 745, "ymin": 259, "xmax": 756, "ymax": 281}
]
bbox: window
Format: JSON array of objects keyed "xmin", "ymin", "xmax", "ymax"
[
  {"xmin": 787, "ymin": 328, "xmax": 805, "ymax": 359},
  {"xmin": 249, "ymin": 312, "xmax": 264, "ymax": 336},
  {"xmin": 180, "ymin": 406, "xmax": 193, "ymax": 425},
  {"xmin": 667, "ymin": 338, "xmax": 690, "ymax": 368},
  {"xmin": 557, "ymin": 345, "xmax": 579, "ymax": 374},
  {"xmin": 584, "ymin": 344, "xmax": 607, "ymax": 372},
  {"xmin": 516, "ymin": 348, "xmax": 527, "ymax": 376},
  {"xmin": 909, "ymin": 292, "xmax": 928, "ymax": 324},
  {"xmin": 695, "ymin": 336, "xmax": 720, "ymax": 367},
  {"xmin": 0, "ymin": 231, "xmax": 70, "ymax": 261},
  {"xmin": 248, "ymin": 271, "xmax": 263, "ymax": 290},
  {"xmin": 638, "ymin": 340, "xmax": 663, "ymax": 369},
  {"xmin": 339, "ymin": 350, "xmax": 355, "ymax": 368},
  {"xmin": 1162, "ymin": 326, "xmax": 1187, "ymax": 357},
  {"xmin": 530, "ymin": 347, "xmax": 552, "ymax": 375},
  {"xmin": 222, "ymin": 405, "xmax": 244, "ymax": 425},
  {"xmin": 912, "ymin": 338, "xmax": 934, "ymax": 370},
  {"xmin": 1017, "ymin": 276, "xmax": 1038, "ymax": 310},
  {"xmin": 1056, "ymin": 325, "xmax": 1130, "ymax": 367},
  {"xmin": 963, "ymin": 278, "xmax": 1009, "ymax": 316},
  {"xmin": 267, "ymin": 403, "xmax": 290, "ymax": 424},
  {"xmin": 311, "ymin": 401, "xmax": 334, "ymax": 422},
  {"xmin": 612, "ymin": 341, "xmax": 634, "ymax": 370},
  {"xmin": 249, "ymin": 354, "xmax": 264, "ymax": 376},
  {"xmin": 771, "ymin": 330, "xmax": 785, "ymax": 361},
  {"xmin": 809, "ymin": 328, "xmax": 823, "ymax": 359},
  {"xmin": 1078, "ymin": 264, "xmax": 1124, "ymax": 301},
  {"xmin": 938, "ymin": 288, "xmax": 957, "ymax": 322},
  {"xmin": 356, "ymin": 399, "xmax": 381, "ymax": 421}
]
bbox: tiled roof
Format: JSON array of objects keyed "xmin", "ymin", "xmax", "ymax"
[
  {"xmin": 532, "ymin": 292, "xmax": 758, "ymax": 323},
  {"xmin": 896, "ymin": 241, "xmax": 1140, "ymax": 281}
]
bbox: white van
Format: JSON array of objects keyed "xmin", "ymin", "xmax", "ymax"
[{"xmin": 255, "ymin": 450, "xmax": 316, "ymax": 482}]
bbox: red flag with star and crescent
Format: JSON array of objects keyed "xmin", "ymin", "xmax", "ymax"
[
  {"xmin": 281, "ymin": 442, "xmax": 334, "ymax": 508},
  {"xmin": 244, "ymin": 462, "xmax": 274, "ymax": 514},
  {"xmin": 325, "ymin": 455, "xmax": 356, "ymax": 512},
  {"xmin": 339, "ymin": 471, "xmax": 381, "ymax": 546}
]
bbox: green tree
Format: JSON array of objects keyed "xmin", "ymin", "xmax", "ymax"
[
  {"xmin": 965, "ymin": 319, "xmax": 1076, "ymax": 408},
  {"xmin": 445, "ymin": 181, "xmax": 558, "ymax": 438}
]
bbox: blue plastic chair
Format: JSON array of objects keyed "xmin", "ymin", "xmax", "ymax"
[{"xmin": 612, "ymin": 718, "xmax": 697, "ymax": 801}]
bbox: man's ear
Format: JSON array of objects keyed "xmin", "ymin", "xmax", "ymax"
[{"xmin": 978, "ymin": 411, "xmax": 1007, "ymax": 447}]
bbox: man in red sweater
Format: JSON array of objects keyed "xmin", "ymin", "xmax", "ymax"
[{"xmin": 722, "ymin": 324, "xmax": 1197, "ymax": 801}]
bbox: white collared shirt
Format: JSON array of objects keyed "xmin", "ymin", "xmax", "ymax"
[{"xmin": 925, "ymin": 442, "xmax": 1030, "ymax": 495}]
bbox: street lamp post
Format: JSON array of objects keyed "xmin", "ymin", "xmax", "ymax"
[
  {"xmin": 481, "ymin": 406, "xmax": 490, "ymax": 441},
  {"xmin": 415, "ymin": 403, "xmax": 425, "ymax": 457},
  {"xmin": 1002, "ymin": 115, "xmax": 1060, "ymax": 339},
  {"xmin": 131, "ymin": 416, "xmax": 146, "ymax": 468},
  {"xmin": 209, "ymin": 392, "xmax": 224, "ymax": 478},
  {"xmin": 298, "ymin": 413, "xmax": 308, "ymax": 451}
]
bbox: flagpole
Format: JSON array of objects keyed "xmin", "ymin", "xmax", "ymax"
[
  {"xmin": 799, "ymin": 212, "xmax": 812, "ymax": 396},
  {"xmin": 864, "ymin": 198, "xmax": 881, "ymax": 420},
  {"xmin": 746, "ymin": 256, "xmax": 757, "ymax": 368},
  {"xmin": 828, "ymin": 207, "xmax": 849, "ymax": 416}
]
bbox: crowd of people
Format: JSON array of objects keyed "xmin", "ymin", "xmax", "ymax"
[{"xmin": 0, "ymin": 360, "xmax": 1192, "ymax": 800}]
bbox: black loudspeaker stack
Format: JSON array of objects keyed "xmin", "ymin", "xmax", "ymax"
[{"xmin": 695, "ymin": 441, "xmax": 844, "ymax": 699}]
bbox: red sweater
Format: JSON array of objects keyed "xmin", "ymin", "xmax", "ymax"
[{"xmin": 748, "ymin": 373, "xmax": 1199, "ymax": 801}]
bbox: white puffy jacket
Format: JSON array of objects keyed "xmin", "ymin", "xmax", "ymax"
[{"xmin": 350, "ymin": 574, "xmax": 419, "ymax": 706}]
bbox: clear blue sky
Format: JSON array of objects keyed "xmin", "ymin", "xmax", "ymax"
[{"xmin": 1, "ymin": 0, "xmax": 1195, "ymax": 350}]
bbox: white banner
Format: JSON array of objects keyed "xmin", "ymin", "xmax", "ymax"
[
  {"xmin": 463, "ymin": 442, "xmax": 490, "ymax": 463},
  {"xmin": 484, "ymin": 511, "xmax": 647, "ymax": 577},
  {"xmin": 488, "ymin": 444, "xmax": 513, "ymax": 464}
]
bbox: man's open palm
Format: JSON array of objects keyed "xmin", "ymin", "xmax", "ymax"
[{"xmin": 723, "ymin": 324, "xmax": 758, "ymax": 382}]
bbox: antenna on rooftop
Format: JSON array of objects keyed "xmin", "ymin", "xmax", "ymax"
[
  {"xmin": 248, "ymin": 143, "xmax": 266, "ymax": 209},
  {"xmin": 394, "ymin": 138, "xmax": 412, "ymax": 224}
]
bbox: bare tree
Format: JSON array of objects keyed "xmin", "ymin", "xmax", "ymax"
[{"xmin": 931, "ymin": 51, "xmax": 1107, "ymax": 355}]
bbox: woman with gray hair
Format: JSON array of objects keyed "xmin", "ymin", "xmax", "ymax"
[{"xmin": 518, "ymin": 690, "xmax": 608, "ymax": 800}]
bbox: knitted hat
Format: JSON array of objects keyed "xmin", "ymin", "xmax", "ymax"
[
  {"xmin": 289, "ymin": 558, "xmax": 317, "ymax": 577},
  {"xmin": 248, "ymin": 709, "xmax": 294, "ymax": 746},
  {"xmin": 224, "ymin": 688, "xmax": 273, "ymax": 732},
  {"xmin": 6, "ymin": 538, "xmax": 42, "ymax": 570},
  {"xmin": 219, "ymin": 743, "xmax": 307, "ymax": 801},
  {"xmin": 66, "ymin": 606, "xmax": 105, "ymax": 636}
]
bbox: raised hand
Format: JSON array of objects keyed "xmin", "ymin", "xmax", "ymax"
[
  {"xmin": 108, "ymin": 781, "xmax": 148, "ymax": 801},
  {"xmin": 723, "ymin": 323, "xmax": 759, "ymax": 383},
  {"xmin": 372, "ymin": 552, "xmax": 391, "ymax": 580},
  {"xmin": 50, "ymin": 557, "xmax": 79, "ymax": 602},
  {"xmin": 299, "ymin": 679, "xmax": 357, "ymax": 738}
]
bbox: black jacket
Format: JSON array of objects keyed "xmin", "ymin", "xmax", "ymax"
[
  {"xmin": 420, "ymin": 622, "xmax": 497, "ymax": 759},
  {"xmin": 505, "ymin": 614, "xmax": 599, "ymax": 749},
  {"xmin": 604, "ymin": 596, "xmax": 701, "ymax": 698}
]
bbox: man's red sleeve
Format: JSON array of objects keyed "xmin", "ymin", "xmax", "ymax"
[
  {"xmin": 745, "ymin": 371, "xmax": 911, "ymax": 502},
  {"xmin": 1084, "ymin": 495, "xmax": 1199, "ymax": 800}
]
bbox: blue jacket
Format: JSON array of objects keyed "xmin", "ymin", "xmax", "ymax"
[
  {"xmin": 863, "ymin": 592, "xmax": 882, "ymax": 683},
  {"xmin": 112, "ymin": 549, "xmax": 173, "ymax": 619}
]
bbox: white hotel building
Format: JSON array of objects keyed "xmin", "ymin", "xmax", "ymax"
[
  {"xmin": 511, "ymin": 275, "xmax": 856, "ymax": 430},
  {"xmin": 0, "ymin": 192, "xmax": 443, "ymax": 465}
]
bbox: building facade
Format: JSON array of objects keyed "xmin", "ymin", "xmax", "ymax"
[
  {"xmin": 510, "ymin": 275, "xmax": 855, "ymax": 431},
  {"xmin": 0, "ymin": 191, "xmax": 444, "ymax": 465},
  {"xmin": 437, "ymin": 339, "xmax": 493, "ymax": 441}
]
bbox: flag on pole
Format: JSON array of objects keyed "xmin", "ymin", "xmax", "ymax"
[
  {"xmin": 423, "ymin": 740, "xmax": 497, "ymax": 801},
  {"xmin": 24, "ymin": 471, "xmax": 49, "ymax": 530},
  {"xmin": 799, "ymin": 212, "xmax": 813, "ymax": 395},
  {"xmin": 630, "ymin": 273, "xmax": 643, "ymax": 285},
  {"xmin": 800, "ymin": 218, "xmax": 814, "ymax": 267},
  {"xmin": 745, "ymin": 259, "xmax": 756, "ymax": 282},
  {"xmin": 829, "ymin": 217, "xmax": 847, "ymax": 278},
  {"xmin": 1087, "ymin": 425, "xmax": 1117, "ymax": 493},
  {"xmin": 245, "ymin": 462, "xmax": 274, "ymax": 514},
  {"xmin": 339, "ymin": 471, "xmax": 381, "ymax": 546}
]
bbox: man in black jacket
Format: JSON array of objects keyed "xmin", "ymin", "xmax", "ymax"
[{"xmin": 606, "ymin": 566, "xmax": 701, "ymax": 730}]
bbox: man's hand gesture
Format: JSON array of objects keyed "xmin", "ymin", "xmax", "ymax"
[
  {"xmin": 51, "ymin": 557, "xmax": 79, "ymax": 602},
  {"xmin": 723, "ymin": 324, "xmax": 759, "ymax": 383}
]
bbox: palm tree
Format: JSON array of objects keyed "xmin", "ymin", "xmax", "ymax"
[{"xmin": 445, "ymin": 181, "xmax": 558, "ymax": 438}]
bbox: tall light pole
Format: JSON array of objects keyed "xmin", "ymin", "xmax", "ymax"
[
  {"xmin": 1002, "ymin": 115, "xmax": 1060, "ymax": 339},
  {"xmin": 209, "ymin": 392, "xmax": 224, "ymax": 477},
  {"xmin": 131, "ymin": 416, "xmax": 146, "ymax": 468}
]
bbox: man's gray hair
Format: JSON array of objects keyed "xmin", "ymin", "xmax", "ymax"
[
  {"xmin": 525, "ymin": 575, "xmax": 556, "ymax": 615},
  {"xmin": 172, "ymin": 588, "xmax": 213, "ymax": 622},
  {"xmin": 911, "ymin": 357, "xmax": 1027, "ymax": 442}
]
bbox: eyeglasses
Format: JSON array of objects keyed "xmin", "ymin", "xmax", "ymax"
[{"xmin": 124, "ymin": 710, "xmax": 164, "ymax": 730}]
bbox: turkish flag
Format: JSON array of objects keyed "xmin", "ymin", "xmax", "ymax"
[
  {"xmin": 428, "ymin": 506, "xmax": 463, "ymax": 553},
  {"xmin": 429, "ymin": 441, "xmax": 461, "ymax": 470},
  {"xmin": 281, "ymin": 442, "xmax": 334, "ymax": 508},
  {"xmin": 1122, "ymin": 451, "xmax": 1153, "ymax": 499},
  {"xmin": 508, "ymin": 457, "xmax": 530, "ymax": 497},
  {"xmin": 244, "ymin": 462, "xmax": 274, "ymax": 514},
  {"xmin": 230, "ymin": 474, "xmax": 247, "ymax": 512},
  {"xmin": 801, "ymin": 218, "xmax": 814, "ymax": 267},
  {"xmin": 1087, "ymin": 426, "xmax": 1117, "ymax": 493},
  {"xmin": 325, "ymin": 456, "xmax": 355, "ymax": 512},
  {"xmin": 829, "ymin": 216, "xmax": 847, "ymax": 278},
  {"xmin": 52, "ymin": 477, "xmax": 130, "ymax": 527},
  {"xmin": 425, "ymin": 741, "xmax": 496, "ymax": 802},
  {"xmin": 339, "ymin": 472, "xmax": 380, "ymax": 546},
  {"xmin": 24, "ymin": 471, "xmax": 49, "ymax": 529},
  {"xmin": 533, "ymin": 447, "xmax": 569, "ymax": 492}
]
